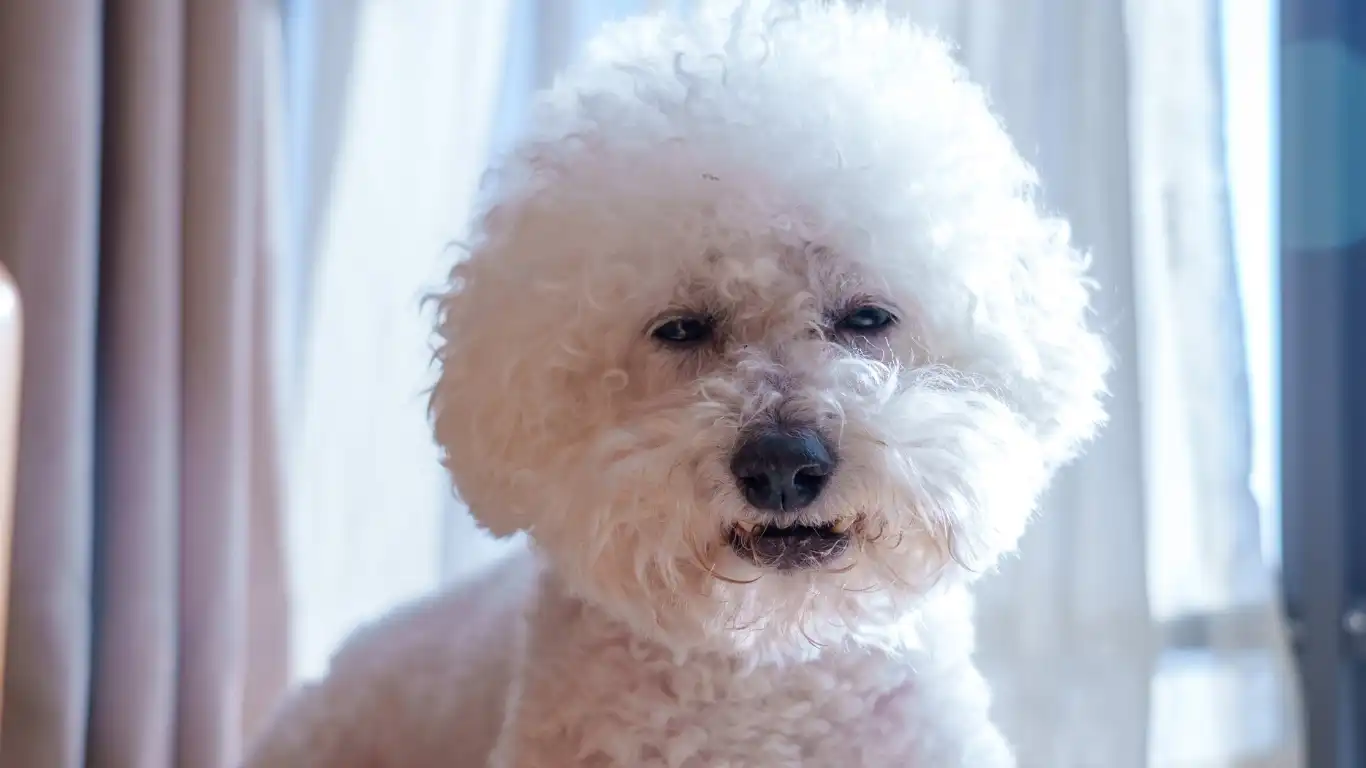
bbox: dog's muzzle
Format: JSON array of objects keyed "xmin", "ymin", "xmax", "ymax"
[{"xmin": 727, "ymin": 426, "xmax": 850, "ymax": 569}]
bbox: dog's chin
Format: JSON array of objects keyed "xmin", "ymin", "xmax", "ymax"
[{"xmin": 725, "ymin": 514, "xmax": 858, "ymax": 571}]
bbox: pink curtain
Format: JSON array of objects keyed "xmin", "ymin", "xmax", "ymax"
[{"xmin": 0, "ymin": 1, "xmax": 290, "ymax": 765}]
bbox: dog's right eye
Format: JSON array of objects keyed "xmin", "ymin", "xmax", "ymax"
[{"xmin": 651, "ymin": 316, "xmax": 713, "ymax": 346}]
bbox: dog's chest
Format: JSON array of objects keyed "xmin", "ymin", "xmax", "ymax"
[{"xmin": 501, "ymin": 630, "xmax": 924, "ymax": 767}]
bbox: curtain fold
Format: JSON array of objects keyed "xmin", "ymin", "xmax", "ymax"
[
  {"xmin": 176, "ymin": 2, "xmax": 260, "ymax": 763},
  {"xmin": 0, "ymin": 2, "xmax": 289, "ymax": 766},
  {"xmin": 0, "ymin": 2, "xmax": 103, "ymax": 764},
  {"xmin": 87, "ymin": 0, "xmax": 184, "ymax": 764}
]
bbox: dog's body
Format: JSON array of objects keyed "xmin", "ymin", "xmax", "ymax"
[
  {"xmin": 249, "ymin": 3, "xmax": 1109, "ymax": 766},
  {"xmin": 247, "ymin": 553, "xmax": 532, "ymax": 767},
  {"xmin": 248, "ymin": 548, "xmax": 1010, "ymax": 767}
]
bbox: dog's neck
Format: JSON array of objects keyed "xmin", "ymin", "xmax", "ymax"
[{"xmin": 488, "ymin": 566, "xmax": 993, "ymax": 767}]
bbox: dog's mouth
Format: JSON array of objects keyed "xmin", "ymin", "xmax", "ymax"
[{"xmin": 727, "ymin": 516, "xmax": 854, "ymax": 571}]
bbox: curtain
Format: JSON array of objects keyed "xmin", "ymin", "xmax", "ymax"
[
  {"xmin": 886, "ymin": 0, "xmax": 1302, "ymax": 765},
  {"xmin": 284, "ymin": 0, "xmax": 513, "ymax": 680},
  {"xmin": 0, "ymin": 2, "xmax": 290, "ymax": 766}
]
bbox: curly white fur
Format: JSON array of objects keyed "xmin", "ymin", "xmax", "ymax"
[{"xmin": 246, "ymin": 2, "xmax": 1110, "ymax": 766}]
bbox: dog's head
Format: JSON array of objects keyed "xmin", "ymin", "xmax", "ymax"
[{"xmin": 432, "ymin": 3, "xmax": 1109, "ymax": 659}]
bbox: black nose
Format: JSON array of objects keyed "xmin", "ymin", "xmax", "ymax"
[{"xmin": 730, "ymin": 428, "xmax": 836, "ymax": 512}]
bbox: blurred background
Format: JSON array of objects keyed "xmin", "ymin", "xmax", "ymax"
[{"xmin": 0, "ymin": 0, "xmax": 1361, "ymax": 766}]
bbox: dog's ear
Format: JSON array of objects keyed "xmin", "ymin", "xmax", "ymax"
[
  {"xmin": 999, "ymin": 226, "xmax": 1112, "ymax": 469},
  {"xmin": 429, "ymin": 303, "xmax": 538, "ymax": 540},
  {"xmin": 428, "ymin": 221, "xmax": 578, "ymax": 542}
]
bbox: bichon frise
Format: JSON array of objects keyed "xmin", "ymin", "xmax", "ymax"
[{"xmin": 247, "ymin": 2, "xmax": 1110, "ymax": 766}]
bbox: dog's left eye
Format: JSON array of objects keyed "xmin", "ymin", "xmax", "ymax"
[
  {"xmin": 651, "ymin": 316, "xmax": 713, "ymax": 346},
  {"xmin": 836, "ymin": 306, "xmax": 897, "ymax": 333}
]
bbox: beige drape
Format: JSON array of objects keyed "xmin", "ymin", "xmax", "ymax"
[{"xmin": 0, "ymin": 2, "xmax": 290, "ymax": 766}]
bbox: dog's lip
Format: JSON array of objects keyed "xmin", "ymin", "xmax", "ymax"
[
  {"xmin": 733, "ymin": 514, "xmax": 857, "ymax": 536},
  {"xmin": 727, "ymin": 516, "xmax": 855, "ymax": 570}
]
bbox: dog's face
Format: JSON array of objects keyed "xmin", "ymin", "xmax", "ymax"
[{"xmin": 433, "ymin": 4, "xmax": 1109, "ymax": 658}]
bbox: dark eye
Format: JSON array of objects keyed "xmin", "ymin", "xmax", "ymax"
[
  {"xmin": 651, "ymin": 315, "xmax": 713, "ymax": 346},
  {"xmin": 836, "ymin": 306, "xmax": 897, "ymax": 334}
]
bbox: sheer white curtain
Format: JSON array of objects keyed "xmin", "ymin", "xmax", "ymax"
[
  {"xmin": 285, "ymin": 0, "xmax": 512, "ymax": 679},
  {"xmin": 886, "ymin": 0, "xmax": 1302, "ymax": 765}
]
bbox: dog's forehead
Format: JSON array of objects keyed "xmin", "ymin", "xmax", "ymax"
[{"xmin": 672, "ymin": 239, "xmax": 862, "ymax": 310}]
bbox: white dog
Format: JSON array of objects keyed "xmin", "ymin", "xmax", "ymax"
[{"xmin": 247, "ymin": 2, "xmax": 1109, "ymax": 766}]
